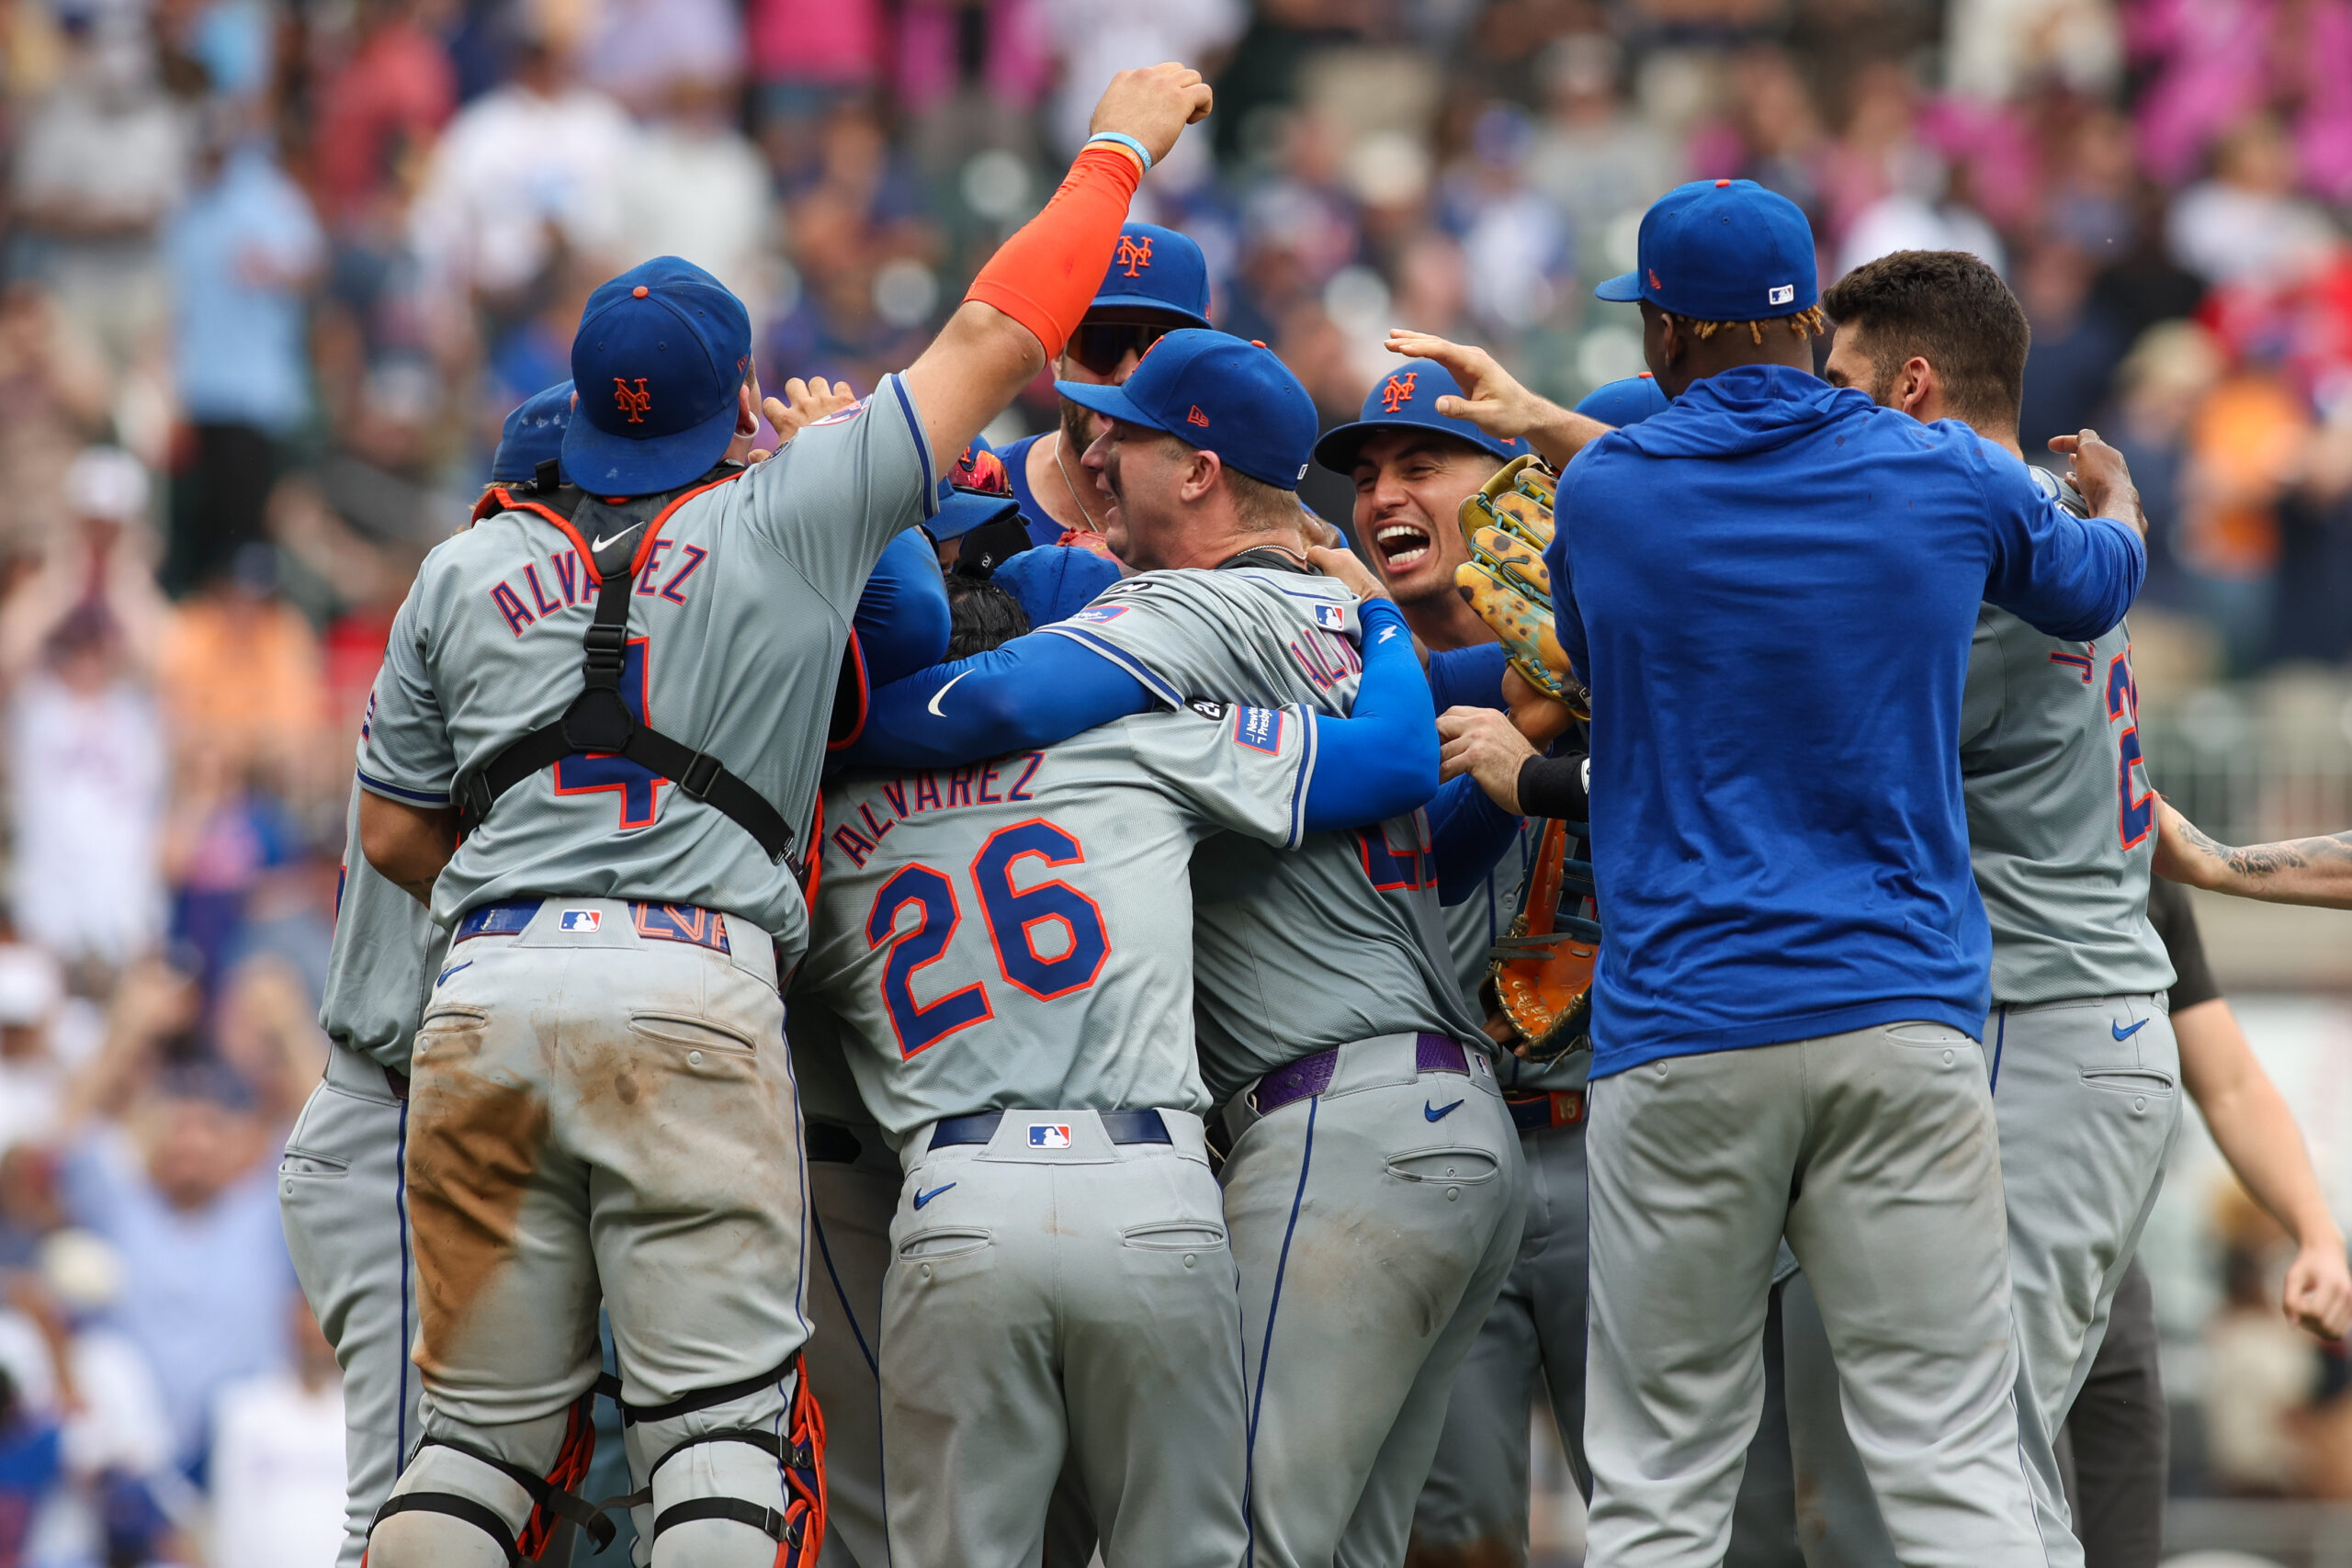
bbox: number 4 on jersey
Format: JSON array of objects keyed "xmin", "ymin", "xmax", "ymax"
[{"xmin": 552, "ymin": 637, "xmax": 667, "ymax": 828}]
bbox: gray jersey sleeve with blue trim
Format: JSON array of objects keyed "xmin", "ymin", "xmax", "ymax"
[{"xmin": 320, "ymin": 779, "xmax": 442, "ymax": 1072}]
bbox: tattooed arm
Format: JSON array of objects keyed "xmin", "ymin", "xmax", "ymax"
[{"xmin": 2154, "ymin": 795, "xmax": 2352, "ymax": 909}]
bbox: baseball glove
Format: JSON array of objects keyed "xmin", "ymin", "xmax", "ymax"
[
  {"xmin": 1487, "ymin": 816, "xmax": 1600, "ymax": 1065},
  {"xmin": 1455, "ymin": 455, "xmax": 1587, "ymax": 716}
]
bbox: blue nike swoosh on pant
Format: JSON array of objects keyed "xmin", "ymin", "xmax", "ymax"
[
  {"xmin": 1425, "ymin": 1099, "xmax": 1464, "ymax": 1122},
  {"xmin": 913, "ymin": 1183, "xmax": 955, "ymax": 1209},
  {"xmin": 2111, "ymin": 1019, "xmax": 2147, "ymax": 1041}
]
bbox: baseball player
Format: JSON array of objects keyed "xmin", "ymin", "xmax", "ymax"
[
  {"xmin": 1386, "ymin": 180, "xmax": 2147, "ymax": 1568},
  {"xmin": 2154, "ymin": 795, "xmax": 2352, "ymax": 907},
  {"xmin": 847, "ymin": 330, "xmax": 1529, "ymax": 1568},
  {"xmin": 351, "ymin": 64, "xmax": 1215, "ymax": 1566},
  {"xmin": 284, "ymin": 382, "xmax": 574, "ymax": 1568},
  {"xmin": 796, "ymin": 541, "xmax": 1436, "ymax": 1568},
  {"xmin": 997, "ymin": 221, "xmax": 1213, "ymax": 549}
]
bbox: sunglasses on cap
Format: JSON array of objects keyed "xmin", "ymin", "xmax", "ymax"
[{"xmin": 1068, "ymin": 321, "xmax": 1170, "ymax": 378}]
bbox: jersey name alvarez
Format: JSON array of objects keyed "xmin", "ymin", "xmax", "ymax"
[
  {"xmin": 827, "ymin": 754, "xmax": 1046, "ymax": 868},
  {"xmin": 483, "ymin": 536, "xmax": 712, "ymax": 636}
]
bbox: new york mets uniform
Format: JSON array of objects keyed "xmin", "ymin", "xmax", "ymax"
[
  {"xmin": 280, "ymin": 782, "xmax": 438, "ymax": 1568},
  {"xmin": 1043, "ymin": 561, "xmax": 1528, "ymax": 1568},
  {"xmin": 357, "ymin": 365, "xmax": 935, "ymax": 1565},
  {"xmin": 1770, "ymin": 601, "xmax": 2177, "ymax": 1568},
  {"xmin": 799, "ymin": 703, "xmax": 1350, "ymax": 1568}
]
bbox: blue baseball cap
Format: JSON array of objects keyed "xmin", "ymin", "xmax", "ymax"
[
  {"xmin": 1594, "ymin": 179, "xmax": 1818, "ymax": 321},
  {"xmin": 994, "ymin": 544, "xmax": 1122, "ymax": 627},
  {"xmin": 491, "ymin": 380, "xmax": 575, "ymax": 485},
  {"xmin": 1573, "ymin": 373, "xmax": 1670, "ymax": 427},
  {"xmin": 563, "ymin": 256, "xmax": 752, "ymax": 496},
  {"xmin": 1057, "ymin": 330, "xmax": 1317, "ymax": 490},
  {"xmin": 929, "ymin": 435, "xmax": 1022, "ymax": 542},
  {"xmin": 1313, "ymin": 362, "xmax": 1530, "ymax": 474},
  {"xmin": 1090, "ymin": 223, "xmax": 1211, "ymax": 327}
]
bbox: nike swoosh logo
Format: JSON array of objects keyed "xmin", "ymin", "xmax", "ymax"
[
  {"xmin": 913, "ymin": 1183, "xmax": 956, "ymax": 1210},
  {"xmin": 589, "ymin": 523, "xmax": 644, "ymax": 553},
  {"xmin": 926, "ymin": 671, "xmax": 973, "ymax": 718},
  {"xmin": 2111, "ymin": 1019, "xmax": 2147, "ymax": 1041},
  {"xmin": 436, "ymin": 961, "xmax": 472, "ymax": 987},
  {"xmin": 1425, "ymin": 1099, "xmax": 1464, "ymax": 1122}
]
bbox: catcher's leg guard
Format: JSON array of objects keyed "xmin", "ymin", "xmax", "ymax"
[
  {"xmin": 621, "ymin": 1353, "xmax": 826, "ymax": 1568},
  {"xmin": 368, "ymin": 1392, "xmax": 614, "ymax": 1565}
]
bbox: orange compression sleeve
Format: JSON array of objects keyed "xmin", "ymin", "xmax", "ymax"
[{"xmin": 964, "ymin": 144, "xmax": 1144, "ymax": 361}]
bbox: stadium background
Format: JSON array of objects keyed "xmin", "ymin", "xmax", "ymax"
[{"xmin": 0, "ymin": 0, "xmax": 2348, "ymax": 1560}]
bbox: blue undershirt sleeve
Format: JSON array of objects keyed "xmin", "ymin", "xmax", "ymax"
[
  {"xmin": 1426, "ymin": 642, "xmax": 1509, "ymax": 714},
  {"xmin": 846, "ymin": 632, "xmax": 1154, "ymax": 770},
  {"xmin": 850, "ymin": 528, "xmax": 952, "ymax": 689},
  {"xmin": 1303, "ymin": 599, "xmax": 1439, "ymax": 832},
  {"xmin": 1430, "ymin": 773, "xmax": 1526, "ymax": 906}
]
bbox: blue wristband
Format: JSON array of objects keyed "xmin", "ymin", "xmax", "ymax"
[{"xmin": 1085, "ymin": 132, "xmax": 1152, "ymax": 173}]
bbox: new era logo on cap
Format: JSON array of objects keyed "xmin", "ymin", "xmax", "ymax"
[{"xmin": 1029, "ymin": 1124, "xmax": 1073, "ymax": 1148}]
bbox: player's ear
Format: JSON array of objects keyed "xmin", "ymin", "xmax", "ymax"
[
  {"xmin": 1897, "ymin": 356, "xmax": 1936, "ymax": 417},
  {"xmin": 736, "ymin": 382, "xmax": 759, "ymax": 437},
  {"xmin": 1182, "ymin": 446, "xmax": 1222, "ymax": 505}
]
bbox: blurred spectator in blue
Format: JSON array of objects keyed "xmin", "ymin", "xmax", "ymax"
[
  {"xmin": 0, "ymin": 1367, "xmax": 62, "ymax": 1565},
  {"xmin": 1439, "ymin": 105, "xmax": 1572, "ymax": 340},
  {"xmin": 2018, "ymin": 241, "xmax": 2129, "ymax": 452},
  {"xmin": 58, "ymin": 1054, "xmax": 292, "ymax": 1481},
  {"xmin": 162, "ymin": 119, "xmax": 324, "ymax": 596},
  {"xmin": 207, "ymin": 1294, "xmax": 345, "ymax": 1567},
  {"xmin": 582, "ymin": 0, "xmax": 741, "ymax": 118}
]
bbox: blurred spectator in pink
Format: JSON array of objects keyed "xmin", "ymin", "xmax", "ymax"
[
  {"xmin": 2167, "ymin": 115, "xmax": 2338, "ymax": 288},
  {"xmin": 580, "ymin": 0, "xmax": 740, "ymax": 117},
  {"xmin": 0, "ymin": 287, "xmax": 113, "ymax": 562},
  {"xmin": 747, "ymin": 0, "xmax": 884, "ymax": 141},
  {"xmin": 6, "ymin": 9, "xmax": 187, "ymax": 381},
  {"xmin": 58, "ymin": 1054, "xmax": 293, "ymax": 1479},
  {"xmin": 164, "ymin": 122, "xmax": 325, "ymax": 596},
  {"xmin": 0, "ymin": 446, "xmax": 169, "ymax": 688},
  {"xmin": 405, "ymin": 11, "xmax": 635, "ymax": 344},
  {"xmin": 207, "ymin": 1295, "xmax": 344, "ymax": 1567},
  {"xmin": 1686, "ymin": 47, "xmax": 1826, "ymax": 220},
  {"xmin": 307, "ymin": 0, "xmax": 458, "ymax": 239}
]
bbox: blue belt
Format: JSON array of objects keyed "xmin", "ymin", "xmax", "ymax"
[
  {"xmin": 928, "ymin": 1109, "xmax": 1171, "ymax": 1150},
  {"xmin": 1505, "ymin": 1089, "xmax": 1583, "ymax": 1134},
  {"xmin": 453, "ymin": 897, "xmax": 733, "ymax": 954}
]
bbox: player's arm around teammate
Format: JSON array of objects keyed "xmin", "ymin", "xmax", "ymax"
[{"xmin": 2154, "ymin": 795, "xmax": 2352, "ymax": 909}]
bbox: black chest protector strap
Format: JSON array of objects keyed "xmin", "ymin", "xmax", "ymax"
[{"xmin": 454, "ymin": 476, "xmax": 799, "ymax": 869}]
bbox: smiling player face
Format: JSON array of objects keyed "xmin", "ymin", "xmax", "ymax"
[{"xmin": 1350, "ymin": 429, "xmax": 1499, "ymax": 610}]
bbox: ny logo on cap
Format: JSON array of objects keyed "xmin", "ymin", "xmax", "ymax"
[
  {"xmin": 613, "ymin": 378, "xmax": 651, "ymax": 424},
  {"xmin": 1115, "ymin": 233, "xmax": 1154, "ymax": 276},
  {"xmin": 1380, "ymin": 372, "xmax": 1418, "ymax": 412}
]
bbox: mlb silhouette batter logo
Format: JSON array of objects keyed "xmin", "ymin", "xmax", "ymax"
[
  {"xmin": 1029, "ymin": 1124, "xmax": 1073, "ymax": 1148},
  {"xmin": 1380, "ymin": 373, "xmax": 1418, "ymax": 412},
  {"xmin": 1114, "ymin": 233, "xmax": 1154, "ymax": 276},
  {"xmin": 613, "ymin": 378, "xmax": 652, "ymax": 424}
]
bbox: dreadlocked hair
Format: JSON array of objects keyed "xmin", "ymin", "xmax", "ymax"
[{"xmin": 1673, "ymin": 305, "xmax": 1830, "ymax": 345}]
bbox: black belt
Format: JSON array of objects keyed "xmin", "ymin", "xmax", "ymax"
[
  {"xmin": 1505, "ymin": 1089, "xmax": 1583, "ymax": 1134},
  {"xmin": 928, "ymin": 1109, "xmax": 1171, "ymax": 1150}
]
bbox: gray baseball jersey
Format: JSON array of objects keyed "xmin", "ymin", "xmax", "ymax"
[
  {"xmin": 1038, "ymin": 565, "xmax": 1483, "ymax": 1102},
  {"xmin": 797, "ymin": 703, "xmax": 1319, "ymax": 1142},
  {"xmin": 320, "ymin": 780, "xmax": 441, "ymax": 1070},
  {"xmin": 1959, "ymin": 609, "xmax": 2173, "ymax": 1006},
  {"xmin": 358, "ymin": 378, "xmax": 935, "ymax": 960}
]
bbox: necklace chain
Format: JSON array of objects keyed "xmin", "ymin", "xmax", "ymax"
[{"xmin": 1051, "ymin": 431, "xmax": 1101, "ymax": 532}]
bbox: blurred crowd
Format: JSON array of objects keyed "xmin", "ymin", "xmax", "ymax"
[{"xmin": 0, "ymin": 0, "xmax": 2347, "ymax": 1559}]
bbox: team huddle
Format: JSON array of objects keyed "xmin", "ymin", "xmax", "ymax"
[{"xmin": 275, "ymin": 60, "xmax": 2352, "ymax": 1568}]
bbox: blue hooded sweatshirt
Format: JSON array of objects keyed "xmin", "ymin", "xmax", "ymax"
[{"xmin": 1544, "ymin": 363, "xmax": 2144, "ymax": 1077}]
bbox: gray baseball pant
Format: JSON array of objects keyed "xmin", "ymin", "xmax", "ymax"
[
  {"xmin": 1770, "ymin": 997, "xmax": 2179, "ymax": 1568},
  {"xmin": 1583, "ymin": 1021, "xmax": 2049, "ymax": 1568},
  {"xmin": 368, "ymin": 900, "xmax": 812, "ymax": 1568},
  {"xmin": 281, "ymin": 1041, "xmax": 424, "ymax": 1568},
  {"xmin": 804, "ymin": 1119, "xmax": 898, "ymax": 1568},
  {"xmin": 1220, "ymin": 1033, "xmax": 1529, "ymax": 1568},
  {"xmin": 879, "ymin": 1108, "xmax": 1249, "ymax": 1568}
]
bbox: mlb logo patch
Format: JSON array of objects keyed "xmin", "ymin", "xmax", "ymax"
[
  {"xmin": 1234, "ymin": 707, "xmax": 1283, "ymax": 754},
  {"xmin": 1028, "ymin": 1124, "xmax": 1073, "ymax": 1148},
  {"xmin": 560, "ymin": 908, "xmax": 603, "ymax": 932},
  {"xmin": 1768, "ymin": 284, "xmax": 1796, "ymax": 306},
  {"xmin": 1071, "ymin": 604, "xmax": 1128, "ymax": 625},
  {"xmin": 1313, "ymin": 604, "xmax": 1346, "ymax": 632},
  {"xmin": 811, "ymin": 399, "xmax": 869, "ymax": 427}
]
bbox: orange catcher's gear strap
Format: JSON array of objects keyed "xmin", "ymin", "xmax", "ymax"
[{"xmin": 965, "ymin": 145, "xmax": 1145, "ymax": 360}]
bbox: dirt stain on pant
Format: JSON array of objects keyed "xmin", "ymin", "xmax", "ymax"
[{"xmin": 406, "ymin": 1035, "xmax": 553, "ymax": 1380}]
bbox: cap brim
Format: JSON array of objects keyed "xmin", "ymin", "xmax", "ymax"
[
  {"xmin": 1055, "ymin": 378, "xmax": 1165, "ymax": 432},
  {"xmin": 1084, "ymin": 295, "xmax": 1213, "ymax": 329},
  {"xmin": 561, "ymin": 397, "xmax": 739, "ymax": 497},
  {"xmin": 1312, "ymin": 416, "xmax": 1521, "ymax": 475},
  {"xmin": 1593, "ymin": 272, "xmax": 1645, "ymax": 302},
  {"xmin": 927, "ymin": 494, "xmax": 1022, "ymax": 542}
]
